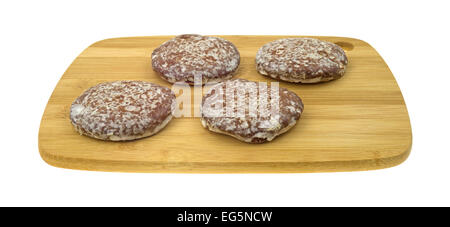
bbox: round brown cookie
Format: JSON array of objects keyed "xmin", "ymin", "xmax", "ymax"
[
  {"xmin": 152, "ymin": 34, "xmax": 240, "ymax": 85},
  {"xmin": 200, "ymin": 79, "xmax": 304, "ymax": 143},
  {"xmin": 70, "ymin": 81, "xmax": 176, "ymax": 141},
  {"xmin": 256, "ymin": 38, "xmax": 348, "ymax": 83}
]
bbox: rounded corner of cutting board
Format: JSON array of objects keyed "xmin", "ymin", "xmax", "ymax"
[
  {"xmin": 337, "ymin": 36, "xmax": 371, "ymax": 44},
  {"xmin": 88, "ymin": 37, "xmax": 121, "ymax": 47},
  {"xmin": 37, "ymin": 139, "xmax": 63, "ymax": 171},
  {"xmin": 38, "ymin": 149, "xmax": 62, "ymax": 170},
  {"xmin": 376, "ymin": 140, "xmax": 412, "ymax": 171}
]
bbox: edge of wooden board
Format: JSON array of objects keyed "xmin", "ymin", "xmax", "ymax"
[
  {"xmin": 38, "ymin": 141, "xmax": 411, "ymax": 173},
  {"xmin": 38, "ymin": 35, "xmax": 413, "ymax": 173}
]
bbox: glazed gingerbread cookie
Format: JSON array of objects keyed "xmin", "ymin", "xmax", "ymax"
[
  {"xmin": 200, "ymin": 79, "xmax": 304, "ymax": 143},
  {"xmin": 152, "ymin": 34, "xmax": 240, "ymax": 85},
  {"xmin": 256, "ymin": 38, "xmax": 348, "ymax": 83},
  {"xmin": 70, "ymin": 81, "xmax": 176, "ymax": 141}
]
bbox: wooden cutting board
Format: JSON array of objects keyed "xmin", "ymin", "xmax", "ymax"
[{"xmin": 38, "ymin": 36, "xmax": 412, "ymax": 173}]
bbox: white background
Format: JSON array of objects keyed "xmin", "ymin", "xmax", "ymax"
[{"xmin": 1, "ymin": 0, "xmax": 449, "ymax": 207}]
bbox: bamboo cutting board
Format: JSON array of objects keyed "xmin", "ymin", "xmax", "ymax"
[{"xmin": 38, "ymin": 36, "xmax": 412, "ymax": 173}]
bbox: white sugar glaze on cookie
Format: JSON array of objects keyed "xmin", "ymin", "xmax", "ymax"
[
  {"xmin": 256, "ymin": 38, "xmax": 348, "ymax": 83},
  {"xmin": 200, "ymin": 79, "xmax": 304, "ymax": 143},
  {"xmin": 70, "ymin": 81, "xmax": 176, "ymax": 141},
  {"xmin": 152, "ymin": 34, "xmax": 240, "ymax": 85}
]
